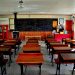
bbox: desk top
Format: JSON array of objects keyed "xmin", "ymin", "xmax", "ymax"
[
  {"xmin": 50, "ymin": 43, "xmax": 68, "ymax": 47},
  {"xmin": 61, "ymin": 53, "xmax": 75, "ymax": 61},
  {"xmin": 5, "ymin": 40, "xmax": 16, "ymax": 42},
  {"xmin": 49, "ymin": 41, "xmax": 60, "ymax": 43},
  {"xmin": 65, "ymin": 39, "xmax": 75, "ymax": 43},
  {"xmin": 0, "ymin": 45, "xmax": 11, "ymax": 52},
  {"xmin": 0, "ymin": 47, "xmax": 10, "ymax": 51},
  {"xmin": 50, "ymin": 42, "xmax": 62, "ymax": 45},
  {"xmin": 16, "ymin": 53, "xmax": 44, "ymax": 65},
  {"xmin": 26, "ymin": 42, "xmax": 38, "ymax": 44},
  {"xmin": 53, "ymin": 47, "xmax": 72, "ymax": 51},
  {"xmin": 22, "ymin": 45, "xmax": 40, "ymax": 52},
  {"xmin": 4, "ymin": 39, "xmax": 20, "ymax": 43},
  {"xmin": 47, "ymin": 39, "xmax": 57, "ymax": 43},
  {"xmin": 23, "ymin": 43, "xmax": 40, "ymax": 47},
  {"xmin": 3, "ymin": 42, "xmax": 16, "ymax": 46},
  {"xmin": 27, "ymin": 40, "xmax": 38, "ymax": 43}
]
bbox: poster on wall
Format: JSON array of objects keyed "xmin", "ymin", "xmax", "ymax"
[
  {"xmin": 52, "ymin": 21, "xmax": 57, "ymax": 28},
  {"xmin": 57, "ymin": 18, "xmax": 65, "ymax": 33},
  {"xmin": 59, "ymin": 18, "xmax": 64, "ymax": 24}
]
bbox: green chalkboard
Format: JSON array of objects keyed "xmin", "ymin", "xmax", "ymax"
[{"xmin": 15, "ymin": 18, "xmax": 58, "ymax": 31}]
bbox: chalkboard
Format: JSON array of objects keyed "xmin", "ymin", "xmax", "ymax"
[{"xmin": 15, "ymin": 18, "xmax": 58, "ymax": 31}]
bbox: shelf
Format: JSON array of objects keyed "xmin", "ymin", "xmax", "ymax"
[{"xmin": 0, "ymin": 25, "xmax": 8, "ymax": 40}]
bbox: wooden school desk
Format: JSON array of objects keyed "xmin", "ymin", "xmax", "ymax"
[
  {"xmin": 2, "ymin": 42, "xmax": 17, "ymax": 56},
  {"xmin": 47, "ymin": 41, "xmax": 63, "ymax": 55},
  {"xmin": 51, "ymin": 46, "xmax": 72, "ymax": 64},
  {"xmin": 4, "ymin": 39, "xmax": 21, "ymax": 49},
  {"xmin": 46, "ymin": 39, "xmax": 57, "ymax": 43},
  {"xmin": 49, "ymin": 43, "xmax": 68, "ymax": 57},
  {"xmin": 22, "ymin": 45, "xmax": 41, "ymax": 53},
  {"xmin": 56, "ymin": 53, "xmax": 75, "ymax": 75},
  {"xmin": 27, "ymin": 40, "xmax": 38, "ymax": 43},
  {"xmin": 16, "ymin": 53, "xmax": 44, "ymax": 75},
  {"xmin": 0, "ymin": 45, "xmax": 12, "ymax": 66},
  {"xmin": 24, "ymin": 43, "xmax": 40, "ymax": 47},
  {"xmin": 50, "ymin": 43, "xmax": 68, "ymax": 48}
]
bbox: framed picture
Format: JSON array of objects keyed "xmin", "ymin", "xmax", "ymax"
[
  {"xmin": 52, "ymin": 21, "xmax": 57, "ymax": 28},
  {"xmin": 59, "ymin": 18, "xmax": 64, "ymax": 24}
]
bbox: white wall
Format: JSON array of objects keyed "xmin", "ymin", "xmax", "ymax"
[{"xmin": 0, "ymin": 18, "xmax": 9, "ymax": 25}]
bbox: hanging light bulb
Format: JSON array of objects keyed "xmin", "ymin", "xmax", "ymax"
[{"xmin": 18, "ymin": 0, "xmax": 24, "ymax": 8}]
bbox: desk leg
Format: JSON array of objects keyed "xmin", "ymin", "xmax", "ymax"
[
  {"xmin": 56, "ymin": 63, "xmax": 60, "ymax": 75},
  {"xmin": 51, "ymin": 50, "xmax": 54, "ymax": 66},
  {"xmin": 72, "ymin": 63, "xmax": 75, "ymax": 75},
  {"xmin": 49, "ymin": 48, "xmax": 50, "ymax": 55},
  {"xmin": 17, "ymin": 44, "xmax": 19, "ymax": 51},
  {"xmin": 24, "ymin": 65, "xmax": 27, "ymax": 74},
  {"xmin": 8, "ymin": 54, "xmax": 12, "ymax": 66},
  {"xmin": 1, "ymin": 66, "xmax": 3, "ymax": 75},
  {"xmin": 14, "ymin": 47, "xmax": 17, "ymax": 57},
  {"xmin": 15, "ymin": 47, "xmax": 17, "ymax": 55},
  {"xmin": 39, "ymin": 65, "xmax": 41, "ymax": 75},
  {"xmin": 20, "ymin": 65, "xmax": 23, "ymax": 75}
]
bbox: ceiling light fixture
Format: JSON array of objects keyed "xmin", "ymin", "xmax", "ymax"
[{"xmin": 18, "ymin": 0, "xmax": 24, "ymax": 8}]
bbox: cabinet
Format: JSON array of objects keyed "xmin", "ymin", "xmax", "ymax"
[
  {"xmin": 66, "ymin": 20, "xmax": 73, "ymax": 31},
  {"xmin": 0, "ymin": 25, "xmax": 9, "ymax": 40}
]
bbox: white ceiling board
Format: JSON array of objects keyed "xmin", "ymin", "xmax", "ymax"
[{"xmin": 0, "ymin": 0, "xmax": 75, "ymax": 14}]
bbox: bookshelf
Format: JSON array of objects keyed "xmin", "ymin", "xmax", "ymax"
[{"xmin": 0, "ymin": 25, "xmax": 9, "ymax": 40}]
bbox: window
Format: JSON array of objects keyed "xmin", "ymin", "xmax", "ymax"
[{"xmin": 9, "ymin": 18, "xmax": 14, "ymax": 30}]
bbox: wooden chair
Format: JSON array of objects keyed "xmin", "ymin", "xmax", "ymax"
[{"xmin": 0, "ymin": 53, "xmax": 8, "ymax": 75}]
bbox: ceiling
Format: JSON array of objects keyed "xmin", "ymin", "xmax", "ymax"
[{"xmin": 0, "ymin": 0, "xmax": 75, "ymax": 15}]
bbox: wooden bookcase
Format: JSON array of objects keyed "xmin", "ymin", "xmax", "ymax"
[{"xmin": 0, "ymin": 25, "xmax": 9, "ymax": 40}]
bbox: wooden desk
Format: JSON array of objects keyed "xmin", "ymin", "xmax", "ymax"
[
  {"xmin": 64, "ymin": 39, "xmax": 75, "ymax": 46},
  {"xmin": 45, "ymin": 40, "xmax": 60, "ymax": 54},
  {"xmin": 49, "ymin": 41, "xmax": 60, "ymax": 43},
  {"xmin": 5, "ymin": 40, "xmax": 17, "ymax": 43},
  {"xmin": 3, "ymin": 42, "xmax": 16, "ymax": 46},
  {"xmin": 47, "ymin": 42, "xmax": 63, "ymax": 54},
  {"xmin": 22, "ymin": 45, "xmax": 41, "ymax": 53},
  {"xmin": 4, "ymin": 39, "xmax": 21, "ymax": 48},
  {"xmin": 25, "ymin": 36, "xmax": 41, "ymax": 40},
  {"xmin": 27, "ymin": 40, "xmax": 38, "ymax": 43},
  {"xmin": 56, "ymin": 53, "xmax": 75, "ymax": 75},
  {"xmin": 49, "ymin": 43, "xmax": 68, "ymax": 57},
  {"xmin": 61, "ymin": 53, "xmax": 75, "ymax": 61},
  {"xmin": 26, "ymin": 42, "xmax": 38, "ymax": 45},
  {"xmin": 46, "ymin": 38, "xmax": 57, "ymax": 43},
  {"xmin": 16, "ymin": 53, "xmax": 44, "ymax": 75},
  {"xmin": 23, "ymin": 43, "xmax": 40, "ymax": 47},
  {"xmin": 0, "ymin": 45, "xmax": 12, "ymax": 66},
  {"xmin": 52, "ymin": 46, "xmax": 72, "ymax": 65},
  {"xmin": 3, "ymin": 42, "xmax": 17, "ymax": 56},
  {"xmin": 50, "ymin": 42, "xmax": 62, "ymax": 45},
  {"xmin": 50, "ymin": 43, "xmax": 67, "ymax": 46},
  {"xmin": 53, "ymin": 47, "xmax": 72, "ymax": 52}
]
